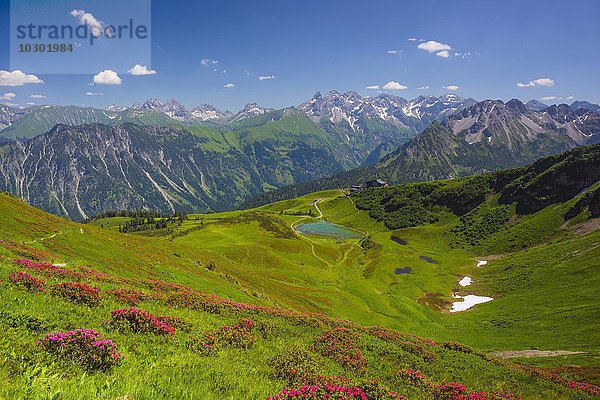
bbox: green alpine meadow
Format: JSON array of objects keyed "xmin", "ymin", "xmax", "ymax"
[
  {"xmin": 1, "ymin": 0, "xmax": 600, "ymax": 398},
  {"xmin": 0, "ymin": 144, "xmax": 598, "ymax": 399}
]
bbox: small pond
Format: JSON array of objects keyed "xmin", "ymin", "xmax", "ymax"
[
  {"xmin": 419, "ymin": 255, "xmax": 438, "ymax": 264},
  {"xmin": 394, "ymin": 267, "xmax": 412, "ymax": 274},
  {"xmin": 391, "ymin": 236, "xmax": 408, "ymax": 245},
  {"xmin": 294, "ymin": 221, "xmax": 364, "ymax": 239}
]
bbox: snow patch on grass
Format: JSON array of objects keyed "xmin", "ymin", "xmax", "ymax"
[{"xmin": 450, "ymin": 295, "xmax": 494, "ymax": 312}]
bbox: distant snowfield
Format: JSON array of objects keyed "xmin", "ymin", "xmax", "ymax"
[
  {"xmin": 458, "ymin": 276, "xmax": 472, "ymax": 286},
  {"xmin": 450, "ymin": 295, "xmax": 494, "ymax": 312},
  {"xmin": 450, "ymin": 260, "xmax": 493, "ymax": 312}
]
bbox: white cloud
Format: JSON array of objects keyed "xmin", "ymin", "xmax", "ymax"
[
  {"xmin": 85, "ymin": 91, "xmax": 103, "ymax": 96},
  {"xmin": 30, "ymin": 94, "xmax": 45, "ymax": 99},
  {"xmin": 92, "ymin": 70, "xmax": 122, "ymax": 85},
  {"xmin": 201, "ymin": 59, "xmax": 220, "ymax": 66},
  {"xmin": 533, "ymin": 78, "xmax": 554, "ymax": 86},
  {"xmin": 444, "ymin": 85, "xmax": 460, "ymax": 91},
  {"xmin": 127, "ymin": 64, "xmax": 157, "ymax": 75},
  {"xmin": 566, "ymin": 95, "xmax": 575, "ymax": 100},
  {"xmin": 0, "ymin": 92, "xmax": 16, "ymax": 100},
  {"xmin": 417, "ymin": 40, "xmax": 452, "ymax": 53},
  {"xmin": 383, "ymin": 81, "xmax": 408, "ymax": 90},
  {"xmin": 0, "ymin": 70, "xmax": 44, "ymax": 86},
  {"xmin": 454, "ymin": 52, "xmax": 472, "ymax": 59},
  {"xmin": 407, "ymin": 38, "xmax": 417, "ymax": 42},
  {"xmin": 436, "ymin": 50, "xmax": 450, "ymax": 58},
  {"xmin": 258, "ymin": 75, "xmax": 275, "ymax": 81},
  {"xmin": 224, "ymin": 83, "xmax": 235, "ymax": 88},
  {"xmin": 366, "ymin": 85, "xmax": 380, "ymax": 90},
  {"xmin": 26, "ymin": 102, "xmax": 36, "ymax": 105},
  {"xmin": 69, "ymin": 9, "xmax": 107, "ymax": 38},
  {"xmin": 418, "ymin": 86, "xmax": 429, "ymax": 90},
  {"xmin": 517, "ymin": 77, "xmax": 555, "ymax": 88},
  {"xmin": 540, "ymin": 96, "xmax": 557, "ymax": 101},
  {"xmin": 387, "ymin": 50, "xmax": 398, "ymax": 54}
]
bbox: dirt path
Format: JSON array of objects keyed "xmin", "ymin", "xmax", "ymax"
[
  {"xmin": 291, "ymin": 194, "xmax": 365, "ymax": 269},
  {"xmin": 24, "ymin": 231, "xmax": 64, "ymax": 244},
  {"xmin": 312, "ymin": 199, "xmax": 324, "ymax": 219},
  {"xmin": 289, "ymin": 199, "xmax": 331, "ymax": 267},
  {"xmin": 290, "ymin": 215, "xmax": 309, "ymax": 231},
  {"xmin": 347, "ymin": 195, "xmax": 358, "ymax": 211},
  {"xmin": 290, "ymin": 198, "xmax": 325, "ymax": 231},
  {"xmin": 308, "ymin": 242, "xmax": 332, "ymax": 267},
  {"xmin": 489, "ymin": 350, "xmax": 585, "ymax": 359}
]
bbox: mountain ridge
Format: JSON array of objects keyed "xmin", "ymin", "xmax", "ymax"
[
  {"xmin": 1, "ymin": 97, "xmax": 599, "ymax": 218},
  {"xmin": 242, "ymin": 98, "xmax": 600, "ymax": 208}
]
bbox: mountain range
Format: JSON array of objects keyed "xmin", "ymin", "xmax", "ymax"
[
  {"xmin": 1, "ymin": 93, "xmax": 599, "ymax": 219},
  {"xmin": 243, "ymin": 99, "xmax": 600, "ymax": 207},
  {"xmin": 0, "ymin": 92, "xmax": 479, "ymax": 141}
]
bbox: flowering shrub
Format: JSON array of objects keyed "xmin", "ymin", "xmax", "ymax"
[
  {"xmin": 397, "ymin": 369, "xmax": 520, "ymax": 400},
  {"xmin": 397, "ymin": 369, "xmax": 428, "ymax": 386},
  {"xmin": 519, "ymin": 366, "xmax": 600, "ymax": 396},
  {"xmin": 5, "ymin": 242, "xmax": 52, "ymax": 261},
  {"xmin": 312, "ymin": 328, "xmax": 367, "ymax": 373},
  {"xmin": 155, "ymin": 315, "xmax": 192, "ymax": 332},
  {"xmin": 563, "ymin": 380, "xmax": 600, "ymax": 397},
  {"xmin": 256, "ymin": 319, "xmax": 281, "ymax": 339},
  {"xmin": 145, "ymin": 279, "xmax": 192, "ymax": 293},
  {"xmin": 267, "ymin": 376, "xmax": 404, "ymax": 400},
  {"xmin": 271, "ymin": 346, "xmax": 320, "ymax": 384},
  {"xmin": 366, "ymin": 326, "xmax": 437, "ymax": 362},
  {"xmin": 12, "ymin": 260, "xmax": 343, "ymax": 331},
  {"xmin": 106, "ymin": 288, "xmax": 151, "ymax": 305},
  {"xmin": 365, "ymin": 326, "xmax": 437, "ymax": 346},
  {"xmin": 442, "ymin": 341, "xmax": 475, "ymax": 354},
  {"xmin": 8, "ymin": 272, "xmax": 46, "ymax": 292},
  {"xmin": 189, "ymin": 318, "xmax": 255, "ymax": 355},
  {"xmin": 39, "ymin": 328, "xmax": 123, "ymax": 371},
  {"xmin": 461, "ymin": 392, "xmax": 521, "ymax": 400},
  {"xmin": 266, "ymin": 384, "xmax": 369, "ymax": 399},
  {"xmin": 359, "ymin": 379, "xmax": 405, "ymax": 399},
  {"xmin": 15, "ymin": 259, "xmax": 115, "ymax": 282},
  {"xmin": 16, "ymin": 259, "xmax": 82, "ymax": 279},
  {"xmin": 433, "ymin": 382, "xmax": 468, "ymax": 399},
  {"xmin": 50, "ymin": 282, "xmax": 100, "ymax": 306},
  {"xmin": 105, "ymin": 308, "xmax": 175, "ymax": 336}
]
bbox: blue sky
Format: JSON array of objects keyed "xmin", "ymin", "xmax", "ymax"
[{"xmin": 1, "ymin": 0, "xmax": 599, "ymax": 111}]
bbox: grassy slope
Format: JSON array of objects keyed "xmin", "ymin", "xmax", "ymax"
[
  {"xmin": 0, "ymin": 194, "xmax": 251, "ymax": 302},
  {"xmin": 0, "ymin": 194, "xmax": 597, "ymax": 399},
  {"xmin": 1, "ymin": 150, "xmax": 599, "ymax": 398},
  {"xmin": 87, "ymin": 184, "xmax": 600, "ymax": 359}
]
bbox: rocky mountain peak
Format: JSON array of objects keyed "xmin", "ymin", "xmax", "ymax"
[
  {"xmin": 106, "ymin": 104, "xmax": 128, "ymax": 112},
  {"xmin": 190, "ymin": 104, "xmax": 232, "ymax": 121},
  {"xmin": 230, "ymin": 103, "xmax": 274, "ymax": 122},
  {"xmin": 570, "ymin": 101, "xmax": 600, "ymax": 113},
  {"xmin": 525, "ymin": 99, "xmax": 549, "ymax": 112},
  {"xmin": 506, "ymin": 99, "xmax": 527, "ymax": 114}
]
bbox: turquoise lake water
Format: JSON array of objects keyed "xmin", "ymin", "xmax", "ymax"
[{"xmin": 294, "ymin": 221, "xmax": 363, "ymax": 239}]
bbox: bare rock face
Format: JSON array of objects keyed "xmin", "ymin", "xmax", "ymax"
[{"xmin": 0, "ymin": 123, "xmax": 343, "ymax": 220}]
